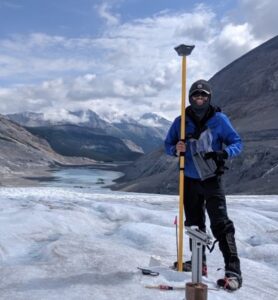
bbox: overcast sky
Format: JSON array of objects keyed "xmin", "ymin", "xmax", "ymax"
[{"xmin": 0, "ymin": 0, "xmax": 277, "ymax": 121}]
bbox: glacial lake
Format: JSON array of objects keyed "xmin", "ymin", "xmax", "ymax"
[{"xmin": 39, "ymin": 167, "xmax": 123, "ymax": 190}]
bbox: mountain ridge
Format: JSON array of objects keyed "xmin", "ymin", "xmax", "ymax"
[{"xmin": 7, "ymin": 110, "xmax": 171, "ymax": 158}]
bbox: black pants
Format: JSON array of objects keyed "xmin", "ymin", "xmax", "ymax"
[{"xmin": 184, "ymin": 176, "xmax": 241, "ymax": 275}]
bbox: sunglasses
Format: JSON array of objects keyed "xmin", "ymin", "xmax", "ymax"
[{"xmin": 191, "ymin": 92, "xmax": 209, "ymax": 98}]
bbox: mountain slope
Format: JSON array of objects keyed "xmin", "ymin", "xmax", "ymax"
[
  {"xmin": 209, "ymin": 35, "xmax": 278, "ymax": 193},
  {"xmin": 210, "ymin": 35, "xmax": 278, "ymax": 131},
  {"xmin": 111, "ymin": 147, "xmax": 178, "ymax": 194},
  {"xmin": 0, "ymin": 115, "xmax": 95, "ymax": 183},
  {"xmin": 137, "ymin": 113, "xmax": 171, "ymax": 136},
  {"xmin": 26, "ymin": 124, "xmax": 142, "ymax": 162}
]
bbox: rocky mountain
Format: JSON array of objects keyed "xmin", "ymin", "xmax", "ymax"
[
  {"xmin": 7, "ymin": 110, "xmax": 170, "ymax": 159},
  {"xmin": 7, "ymin": 112, "xmax": 51, "ymax": 127},
  {"xmin": 26, "ymin": 124, "xmax": 142, "ymax": 162},
  {"xmin": 112, "ymin": 36, "xmax": 278, "ymax": 195},
  {"xmin": 137, "ymin": 113, "xmax": 171, "ymax": 134},
  {"xmin": 112, "ymin": 121, "xmax": 166, "ymax": 154},
  {"xmin": 110, "ymin": 147, "xmax": 178, "ymax": 194},
  {"xmin": 0, "ymin": 114, "xmax": 96, "ymax": 184},
  {"xmin": 7, "ymin": 110, "xmax": 120, "ymax": 134}
]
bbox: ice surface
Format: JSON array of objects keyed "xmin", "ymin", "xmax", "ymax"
[{"xmin": 0, "ymin": 188, "xmax": 277, "ymax": 299}]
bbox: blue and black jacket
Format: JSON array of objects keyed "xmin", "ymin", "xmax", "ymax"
[{"xmin": 164, "ymin": 105, "xmax": 242, "ymax": 179}]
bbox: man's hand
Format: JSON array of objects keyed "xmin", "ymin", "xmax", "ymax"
[
  {"xmin": 204, "ymin": 150, "xmax": 228, "ymax": 161},
  {"xmin": 176, "ymin": 141, "xmax": 186, "ymax": 156}
]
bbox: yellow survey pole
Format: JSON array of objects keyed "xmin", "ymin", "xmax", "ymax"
[{"xmin": 174, "ymin": 44, "xmax": 195, "ymax": 272}]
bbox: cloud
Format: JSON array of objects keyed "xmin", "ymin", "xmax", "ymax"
[
  {"xmin": 96, "ymin": 2, "xmax": 120, "ymax": 26},
  {"xmin": 43, "ymin": 108, "xmax": 90, "ymax": 124},
  {"xmin": 174, "ymin": 4, "xmax": 216, "ymax": 41},
  {"xmin": 0, "ymin": 2, "xmax": 275, "ymax": 120},
  {"xmin": 0, "ymin": 85, "xmax": 50, "ymax": 113},
  {"xmin": 0, "ymin": 34, "xmax": 98, "ymax": 82},
  {"xmin": 211, "ymin": 23, "xmax": 262, "ymax": 67},
  {"xmin": 239, "ymin": 0, "xmax": 278, "ymax": 39}
]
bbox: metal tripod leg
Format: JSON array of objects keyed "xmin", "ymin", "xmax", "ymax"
[{"xmin": 192, "ymin": 240, "xmax": 203, "ymax": 283}]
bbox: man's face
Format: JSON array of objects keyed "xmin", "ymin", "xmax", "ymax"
[{"xmin": 191, "ymin": 91, "xmax": 209, "ymax": 106}]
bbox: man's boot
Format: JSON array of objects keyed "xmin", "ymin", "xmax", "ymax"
[{"xmin": 217, "ymin": 232, "xmax": 242, "ymax": 290}]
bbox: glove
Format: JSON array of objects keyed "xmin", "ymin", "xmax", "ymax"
[
  {"xmin": 204, "ymin": 150, "xmax": 228, "ymax": 175},
  {"xmin": 204, "ymin": 150, "xmax": 228, "ymax": 162}
]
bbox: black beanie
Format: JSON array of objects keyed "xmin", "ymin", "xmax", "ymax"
[{"xmin": 189, "ymin": 79, "xmax": 211, "ymax": 97}]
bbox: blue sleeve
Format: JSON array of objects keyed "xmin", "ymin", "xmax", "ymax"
[
  {"xmin": 220, "ymin": 114, "xmax": 243, "ymax": 158},
  {"xmin": 164, "ymin": 117, "xmax": 180, "ymax": 156}
]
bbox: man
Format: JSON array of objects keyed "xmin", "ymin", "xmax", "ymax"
[{"xmin": 164, "ymin": 79, "xmax": 243, "ymax": 291}]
